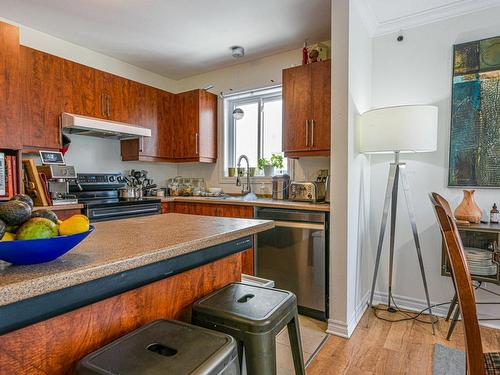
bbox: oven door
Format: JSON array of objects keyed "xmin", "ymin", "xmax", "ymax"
[{"xmin": 85, "ymin": 203, "xmax": 161, "ymax": 222}]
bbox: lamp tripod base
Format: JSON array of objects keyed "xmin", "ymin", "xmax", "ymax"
[{"xmin": 367, "ymin": 152, "xmax": 435, "ymax": 334}]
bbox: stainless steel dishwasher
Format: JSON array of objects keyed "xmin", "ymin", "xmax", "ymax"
[{"xmin": 254, "ymin": 207, "xmax": 329, "ymax": 321}]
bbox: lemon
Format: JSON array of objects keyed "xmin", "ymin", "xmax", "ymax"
[
  {"xmin": 1, "ymin": 232, "xmax": 15, "ymax": 241},
  {"xmin": 59, "ymin": 214, "xmax": 90, "ymax": 236}
]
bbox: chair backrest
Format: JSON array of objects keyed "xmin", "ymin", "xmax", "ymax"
[{"xmin": 429, "ymin": 192, "xmax": 484, "ymax": 374}]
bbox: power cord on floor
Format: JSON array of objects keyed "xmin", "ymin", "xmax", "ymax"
[{"xmin": 372, "ymin": 281, "xmax": 483, "ymax": 324}]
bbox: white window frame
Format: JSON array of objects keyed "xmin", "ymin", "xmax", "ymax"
[{"xmin": 220, "ymin": 85, "xmax": 292, "ymax": 184}]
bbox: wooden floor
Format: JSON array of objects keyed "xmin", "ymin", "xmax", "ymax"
[{"xmin": 307, "ymin": 307, "xmax": 500, "ymax": 374}]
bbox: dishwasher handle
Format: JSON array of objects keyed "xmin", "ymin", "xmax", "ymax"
[
  {"xmin": 255, "ymin": 207, "xmax": 326, "ymax": 223},
  {"xmin": 274, "ymin": 221, "xmax": 325, "ymax": 231}
]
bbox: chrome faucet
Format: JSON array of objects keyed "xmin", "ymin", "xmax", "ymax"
[{"xmin": 236, "ymin": 154, "xmax": 251, "ymax": 195}]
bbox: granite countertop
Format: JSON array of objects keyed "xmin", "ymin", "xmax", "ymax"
[
  {"xmin": 160, "ymin": 196, "xmax": 330, "ymax": 212},
  {"xmin": 0, "ymin": 213, "xmax": 274, "ymax": 307}
]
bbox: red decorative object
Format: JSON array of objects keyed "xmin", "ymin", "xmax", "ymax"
[{"xmin": 302, "ymin": 41, "xmax": 308, "ymax": 65}]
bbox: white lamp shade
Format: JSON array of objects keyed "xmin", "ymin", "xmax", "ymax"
[{"xmin": 358, "ymin": 105, "xmax": 438, "ymax": 154}]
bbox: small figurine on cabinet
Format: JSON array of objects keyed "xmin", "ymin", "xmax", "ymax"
[{"xmin": 309, "ymin": 49, "xmax": 320, "ymax": 63}]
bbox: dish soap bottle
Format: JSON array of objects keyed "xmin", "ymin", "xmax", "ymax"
[{"xmin": 491, "ymin": 203, "xmax": 499, "ymax": 224}]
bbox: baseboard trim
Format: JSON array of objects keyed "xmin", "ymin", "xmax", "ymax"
[
  {"xmin": 327, "ymin": 291, "xmax": 370, "ymax": 338},
  {"xmin": 373, "ymin": 291, "xmax": 500, "ymax": 329}
]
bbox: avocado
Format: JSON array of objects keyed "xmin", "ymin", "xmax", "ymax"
[
  {"xmin": 0, "ymin": 219, "xmax": 5, "ymax": 240},
  {"xmin": 16, "ymin": 217, "xmax": 58, "ymax": 240},
  {"xmin": 0, "ymin": 200, "xmax": 32, "ymax": 226},
  {"xmin": 11, "ymin": 194, "xmax": 34, "ymax": 209},
  {"xmin": 31, "ymin": 209, "xmax": 59, "ymax": 224},
  {"xmin": 5, "ymin": 225, "xmax": 18, "ymax": 233}
]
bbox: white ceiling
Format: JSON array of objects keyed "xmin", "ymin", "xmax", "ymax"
[
  {"xmin": 356, "ymin": 0, "xmax": 500, "ymax": 36},
  {"xmin": 0, "ymin": 0, "xmax": 331, "ymax": 79}
]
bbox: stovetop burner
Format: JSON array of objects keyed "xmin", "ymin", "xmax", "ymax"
[{"xmin": 70, "ymin": 172, "xmax": 162, "ymax": 222}]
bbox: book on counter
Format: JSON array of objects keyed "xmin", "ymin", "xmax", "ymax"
[{"xmin": 0, "ymin": 152, "xmax": 19, "ymax": 199}]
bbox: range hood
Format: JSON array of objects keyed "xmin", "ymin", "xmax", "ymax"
[{"xmin": 61, "ymin": 113, "xmax": 151, "ymax": 139}]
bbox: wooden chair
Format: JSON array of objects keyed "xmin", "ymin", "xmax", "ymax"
[{"xmin": 430, "ymin": 192, "xmax": 500, "ymax": 375}]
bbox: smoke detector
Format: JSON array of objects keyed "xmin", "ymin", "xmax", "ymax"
[{"xmin": 231, "ymin": 46, "xmax": 245, "ymax": 58}]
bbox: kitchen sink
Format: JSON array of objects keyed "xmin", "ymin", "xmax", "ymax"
[{"xmin": 205, "ymin": 193, "xmax": 258, "ymax": 201}]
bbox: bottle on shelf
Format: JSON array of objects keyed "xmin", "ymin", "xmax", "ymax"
[
  {"xmin": 302, "ymin": 41, "xmax": 308, "ymax": 65},
  {"xmin": 490, "ymin": 203, "xmax": 499, "ymax": 224}
]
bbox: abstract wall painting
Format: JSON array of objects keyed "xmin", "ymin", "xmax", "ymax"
[{"xmin": 449, "ymin": 36, "xmax": 500, "ymax": 187}]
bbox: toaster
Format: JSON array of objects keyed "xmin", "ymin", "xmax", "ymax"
[{"xmin": 289, "ymin": 181, "xmax": 326, "ymax": 203}]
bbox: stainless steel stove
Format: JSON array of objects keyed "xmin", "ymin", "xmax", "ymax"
[{"xmin": 70, "ymin": 173, "xmax": 161, "ymax": 222}]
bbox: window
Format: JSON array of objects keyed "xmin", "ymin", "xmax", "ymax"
[{"xmin": 224, "ymin": 86, "xmax": 286, "ymax": 176}]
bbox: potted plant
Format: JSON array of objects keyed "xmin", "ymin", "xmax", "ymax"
[
  {"xmin": 258, "ymin": 158, "xmax": 273, "ymax": 177},
  {"xmin": 270, "ymin": 153, "xmax": 284, "ymax": 171},
  {"xmin": 258, "ymin": 154, "xmax": 284, "ymax": 177}
]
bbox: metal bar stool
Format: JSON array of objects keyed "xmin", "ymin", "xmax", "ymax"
[
  {"xmin": 192, "ymin": 282, "xmax": 305, "ymax": 375},
  {"xmin": 77, "ymin": 320, "xmax": 239, "ymax": 375}
]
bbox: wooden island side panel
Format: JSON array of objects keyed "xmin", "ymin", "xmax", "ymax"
[{"xmin": 0, "ymin": 253, "xmax": 242, "ymax": 375}]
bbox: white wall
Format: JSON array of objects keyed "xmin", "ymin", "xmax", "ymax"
[
  {"xmin": 175, "ymin": 45, "xmax": 331, "ymax": 193},
  {"xmin": 327, "ymin": 0, "xmax": 372, "ymax": 338},
  {"xmin": 63, "ymin": 136, "xmax": 177, "ymax": 188},
  {"xmin": 369, "ymin": 6, "xmax": 500, "ymax": 326}
]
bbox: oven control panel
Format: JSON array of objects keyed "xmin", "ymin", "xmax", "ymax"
[{"xmin": 77, "ymin": 173, "xmax": 126, "ymax": 185}]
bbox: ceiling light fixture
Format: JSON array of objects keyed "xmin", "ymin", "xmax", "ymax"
[{"xmin": 230, "ymin": 46, "xmax": 245, "ymax": 120}]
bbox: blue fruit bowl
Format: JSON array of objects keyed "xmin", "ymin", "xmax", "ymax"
[{"xmin": 0, "ymin": 226, "xmax": 94, "ymax": 265}]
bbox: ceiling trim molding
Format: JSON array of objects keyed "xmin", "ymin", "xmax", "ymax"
[
  {"xmin": 351, "ymin": 0, "xmax": 377, "ymax": 36},
  {"xmin": 354, "ymin": 0, "xmax": 500, "ymax": 37}
]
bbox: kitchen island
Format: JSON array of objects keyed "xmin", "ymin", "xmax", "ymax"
[{"xmin": 0, "ymin": 213, "xmax": 273, "ymax": 374}]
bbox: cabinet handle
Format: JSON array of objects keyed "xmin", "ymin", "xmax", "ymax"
[
  {"xmin": 305, "ymin": 120, "xmax": 309, "ymax": 147},
  {"xmin": 101, "ymin": 93, "xmax": 105, "ymax": 116},
  {"xmin": 58, "ymin": 115, "xmax": 63, "ymax": 147},
  {"xmin": 311, "ymin": 119, "xmax": 315, "ymax": 147},
  {"xmin": 107, "ymin": 94, "xmax": 110, "ymax": 117},
  {"xmin": 195, "ymin": 133, "xmax": 199, "ymax": 155}
]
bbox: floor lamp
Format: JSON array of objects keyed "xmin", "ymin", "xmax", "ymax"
[{"xmin": 359, "ymin": 105, "xmax": 438, "ymax": 333}]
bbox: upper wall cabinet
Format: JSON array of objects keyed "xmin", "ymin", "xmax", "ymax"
[
  {"xmin": 0, "ymin": 22, "xmax": 21, "ymax": 150},
  {"xmin": 282, "ymin": 59, "xmax": 331, "ymax": 158},
  {"xmin": 0, "ymin": 20, "xmax": 218, "ymax": 162},
  {"xmin": 175, "ymin": 89, "xmax": 217, "ymax": 163},
  {"xmin": 21, "ymin": 47, "xmax": 64, "ymax": 149},
  {"xmin": 62, "ymin": 60, "xmax": 99, "ymax": 118},
  {"xmin": 121, "ymin": 87, "xmax": 174, "ymax": 162},
  {"xmin": 96, "ymin": 71, "xmax": 131, "ymax": 123}
]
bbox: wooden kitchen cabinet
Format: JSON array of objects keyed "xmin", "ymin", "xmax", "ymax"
[
  {"xmin": 63, "ymin": 60, "xmax": 99, "ymax": 118},
  {"xmin": 282, "ymin": 59, "xmax": 330, "ymax": 157},
  {"xmin": 65, "ymin": 67, "xmax": 130, "ymax": 122},
  {"xmin": 160, "ymin": 202, "xmax": 173, "ymax": 214},
  {"xmin": 121, "ymin": 87, "xmax": 175, "ymax": 161},
  {"xmin": 0, "ymin": 22, "xmax": 21, "ymax": 150},
  {"xmin": 95, "ymin": 71, "xmax": 130, "ymax": 123},
  {"xmin": 218, "ymin": 204, "xmax": 253, "ymax": 219},
  {"xmin": 0, "ymin": 28, "xmax": 218, "ymax": 161},
  {"xmin": 173, "ymin": 202, "xmax": 220, "ymax": 216},
  {"xmin": 21, "ymin": 47, "xmax": 64, "ymax": 149},
  {"xmin": 175, "ymin": 89, "xmax": 217, "ymax": 163}
]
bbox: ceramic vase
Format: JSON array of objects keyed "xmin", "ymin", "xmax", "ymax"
[{"xmin": 454, "ymin": 190, "xmax": 482, "ymax": 223}]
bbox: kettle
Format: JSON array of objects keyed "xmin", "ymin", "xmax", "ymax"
[{"xmin": 272, "ymin": 174, "xmax": 290, "ymax": 200}]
